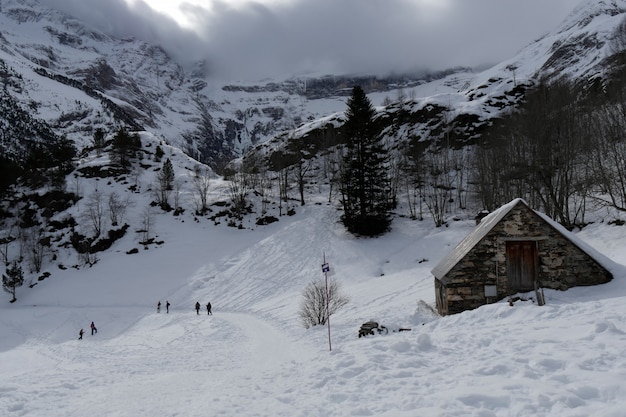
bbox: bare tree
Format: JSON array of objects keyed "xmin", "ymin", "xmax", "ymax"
[
  {"xmin": 400, "ymin": 137, "xmax": 426, "ymax": 220},
  {"xmin": 587, "ymin": 101, "xmax": 626, "ymax": 211},
  {"xmin": 294, "ymin": 158, "xmax": 312, "ymax": 206},
  {"xmin": 277, "ymin": 167, "xmax": 290, "ymax": 215},
  {"xmin": 191, "ymin": 165, "xmax": 212, "ymax": 214},
  {"xmin": 173, "ymin": 179, "xmax": 183, "ymax": 211},
  {"xmin": 318, "ymin": 127, "xmax": 343, "ymax": 203},
  {"xmin": 298, "ymin": 277, "xmax": 349, "ymax": 329},
  {"xmin": 228, "ymin": 172, "xmax": 251, "ymax": 216},
  {"xmin": 451, "ymin": 148, "xmax": 470, "ymax": 210},
  {"xmin": 400, "ymin": 153, "xmax": 422, "ymax": 220},
  {"xmin": 267, "ymin": 149, "xmax": 295, "ymax": 215},
  {"xmin": 108, "ymin": 191, "xmax": 130, "ymax": 226},
  {"xmin": 472, "ymin": 79, "xmax": 591, "ymax": 227},
  {"xmin": 471, "ymin": 131, "xmax": 512, "ymax": 212},
  {"xmin": 140, "ymin": 207, "xmax": 155, "ymax": 248},
  {"xmin": 506, "ymin": 80, "xmax": 588, "ymax": 227},
  {"xmin": 421, "ymin": 148, "xmax": 455, "ymax": 227},
  {"xmin": 72, "ymin": 174, "xmax": 82, "ymax": 202},
  {"xmin": 255, "ymin": 169, "xmax": 272, "ymax": 215},
  {"xmin": 25, "ymin": 227, "xmax": 47, "ymax": 273},
  {"xmin": 16, "ymin": 220, "xmax": 27, "ymax": 262},
  {"xmin": 0, "ymin": 225, "xmax": 16, "ymax": 265},
  {"xmin": 387, "ymin": 146, "xmax": 402, "ymax": 210},
  {"xmin": 84, "ymin": 188, "xmax": 105, "ymax": 237}
]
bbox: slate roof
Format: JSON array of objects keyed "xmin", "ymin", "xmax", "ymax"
[
  {"xmin": 431, "ymin": 199, "xmax": 525, "ymax": 279},
  {"xmin": 430, "ymin": 198, "xmax": 618, "ymax": 280}
]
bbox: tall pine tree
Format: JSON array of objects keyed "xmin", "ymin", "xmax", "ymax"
[
  {"xmin": 157, "ymin": 158, "xmax": 175, "ymax": 209},
  {"xmin": 340, "ymin": 86, "xmax": 392, "ymax": 235}
]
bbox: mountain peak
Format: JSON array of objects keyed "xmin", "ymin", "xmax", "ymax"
[
  {"xmin": 1, "ymin": 0, "xmax": 626, "ymax": 172},
  {"xmin": 537, "ymin": 0, "xmax": 626, "ymax": 82}
]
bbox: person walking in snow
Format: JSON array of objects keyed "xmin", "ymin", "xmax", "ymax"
[
  {"xmin": 90, "ymin": 321, "xmax": 97, "ymax": 335},
  {"xmin": 195, "ymin": 301, "xmax": 200, "ymax": 315},
  {"xmin": 206, "ymin": 302, "xmax": 212, "ymax": 315},
  {"xmin": 157, "ymin": 301, "xmax": 161, "ymax": 313},
  {"xmin": 166, "ymin": 301, "xmax": 170, "ymax": 314},
  {"xmin": 78, "ymin": 328, "xmax": 84, "ymax": 340}
]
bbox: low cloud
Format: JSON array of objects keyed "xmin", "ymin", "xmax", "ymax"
[{"xmin": 37, "ymin": 0, "xmax": 579, "ymax": 81}]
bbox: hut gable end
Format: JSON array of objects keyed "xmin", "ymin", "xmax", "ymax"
[{"xmin": 431, "ymin": 199, "xmax": 613, "ymax": 316}]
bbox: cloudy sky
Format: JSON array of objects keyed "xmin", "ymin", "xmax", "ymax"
[{"xmin": 38, "ymin": 0, "xmax": 581, "ymax": 81}]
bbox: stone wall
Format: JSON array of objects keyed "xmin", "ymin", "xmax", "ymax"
[{"xmin": 438, "ymin": 203, "xmax": 612, "ymax": 315}]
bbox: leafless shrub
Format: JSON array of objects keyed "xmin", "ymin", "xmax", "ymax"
[{"xmin": 299, "ymin": 278, "xmax": 349, "ymax": 329}]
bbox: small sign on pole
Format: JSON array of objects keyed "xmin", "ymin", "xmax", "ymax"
[{"xmin": 322, "ymin": 253, "xmax": 332, "ymax": 352}]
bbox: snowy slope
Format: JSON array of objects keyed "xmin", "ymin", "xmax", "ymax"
[
  {"xmin": 2, "ymin": 2, "xmax": 626, "ymax": 414},
  {"xmin": 1, "ymin": 131, "xmax": 626, "ymax": 416},
  {"xmin": 1, "ymin": 193, "xmax": 626, "ymax": 416}
]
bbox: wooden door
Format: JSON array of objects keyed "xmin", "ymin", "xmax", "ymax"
[{"xmin": 506, "ymin": 241, "xmax": 537, "ymax": 292}]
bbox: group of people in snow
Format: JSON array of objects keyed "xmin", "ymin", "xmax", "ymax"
[
  {"xmin": 78, "ymin": 299, "xmax": 214, "ymax": 340},
  {"xmin": 195, "ymin": 301, "xmax": 212, "ymax": 315},
  {"xmin": 78, "ymin": 321, "xmax": 97, "ymax": 340},
  {"xmin": 157, "ymin": 300, "xmax": 171, "ymax": 313},
  {"xmin": 155, "ymin": 300, "xmax": 212, "ymax": 315}
]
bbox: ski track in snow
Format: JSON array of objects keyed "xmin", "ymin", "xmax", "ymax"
[
  {"xmin": 0, "ymin": 309, "xmax": 319, "ymax": 417},
  {"xmin": 3, "ymin": 218, "xmax": 626, "ymax": 417},
  {"xmin": 2, "ymin": 206, "xmax": 626, "ymax": 417}
]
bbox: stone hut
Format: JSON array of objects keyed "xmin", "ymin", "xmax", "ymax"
[{"xmin": 431, "ymin": 198, "xmax": 613, "ymax": 315}]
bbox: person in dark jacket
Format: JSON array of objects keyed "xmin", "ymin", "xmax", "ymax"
[
  {"xmin": 90, "ymin": 321, "xmax": 97, "ymax": 335},
  {"xmin": 195, "ymin": 302, "xmax": 200, "ymax": 315},
  {"xmin": 166, "ymin": 301, "xmax": 170, "ymax": 313},
  {"xmin": 157, "ymin": 301, "xmax": 161, "ymax": 313},
  {"xmin": 206, "ymin": 302, "xmax": 212, "ymax": 315},
  {"xmin": 78, "ymin": 328, "xmax": 84, "ymax": 340}
]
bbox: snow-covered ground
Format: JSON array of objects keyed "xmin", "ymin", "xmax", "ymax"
[
  {"xmin": 2, "ymin": 0, "xmax": 626, "ymax": 413},
  {"xmin": 1, "ymin": 153, "xmax": 626, "ymax": 417}
]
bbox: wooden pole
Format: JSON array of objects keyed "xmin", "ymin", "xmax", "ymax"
[{"xmin": 323, "ymin": 252, "xmax": 332, "ymax": 351}]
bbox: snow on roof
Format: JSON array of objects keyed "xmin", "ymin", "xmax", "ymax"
[
  {"xmin": 431, "ymin": 198, "xmax": 526, "ymax": 279},
  {"xmin": 430, "ymin": 198, "xmax": 618, "ymax": 280},
  {"xmin": 533, "ymin": 210, "xmax": 620, "ymax": 276}
]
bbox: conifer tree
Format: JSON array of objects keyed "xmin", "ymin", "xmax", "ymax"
[
  {"xmin": 160, "ymin": 158, "xmax": 175, "ymax": 191},
  {"xmin": 2, "ymin": 261, "xmax": 24, "ymax": 303},
  {"xmin": 111, "ymin": 128, "xmax": 140, "ymax": 168},
  {"xmin": 93, "ymin": 128, "xmax": 106, "ymax": 155},
  {"xmin": 156, "ymin": 158, "xmax": 175, "ymax": 209},
  {"xmin": 340, "ymin": 86, "xmax": 392, "ymax": 235}
]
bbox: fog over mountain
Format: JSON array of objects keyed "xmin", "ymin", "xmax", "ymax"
[{"xmin": 36, "ymin": 0, "xmax": 580, "ymax": 81}]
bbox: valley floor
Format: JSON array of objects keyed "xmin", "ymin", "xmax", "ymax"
[{"xmin": 1, "ymin": 202, "xmax": 626, "ymax": 416}]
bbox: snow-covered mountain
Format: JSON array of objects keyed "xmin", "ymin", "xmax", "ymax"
[
  {"xmin": 2, "ymin": 2, "xmax": 626, "ymax": 414},
  {"xmin": 0, "ymin": 0, "xmax": 457, "ymax": 170},
  {"xmin": 1, "ymin": 0, "xmax": 625, "ymax": 172}
]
